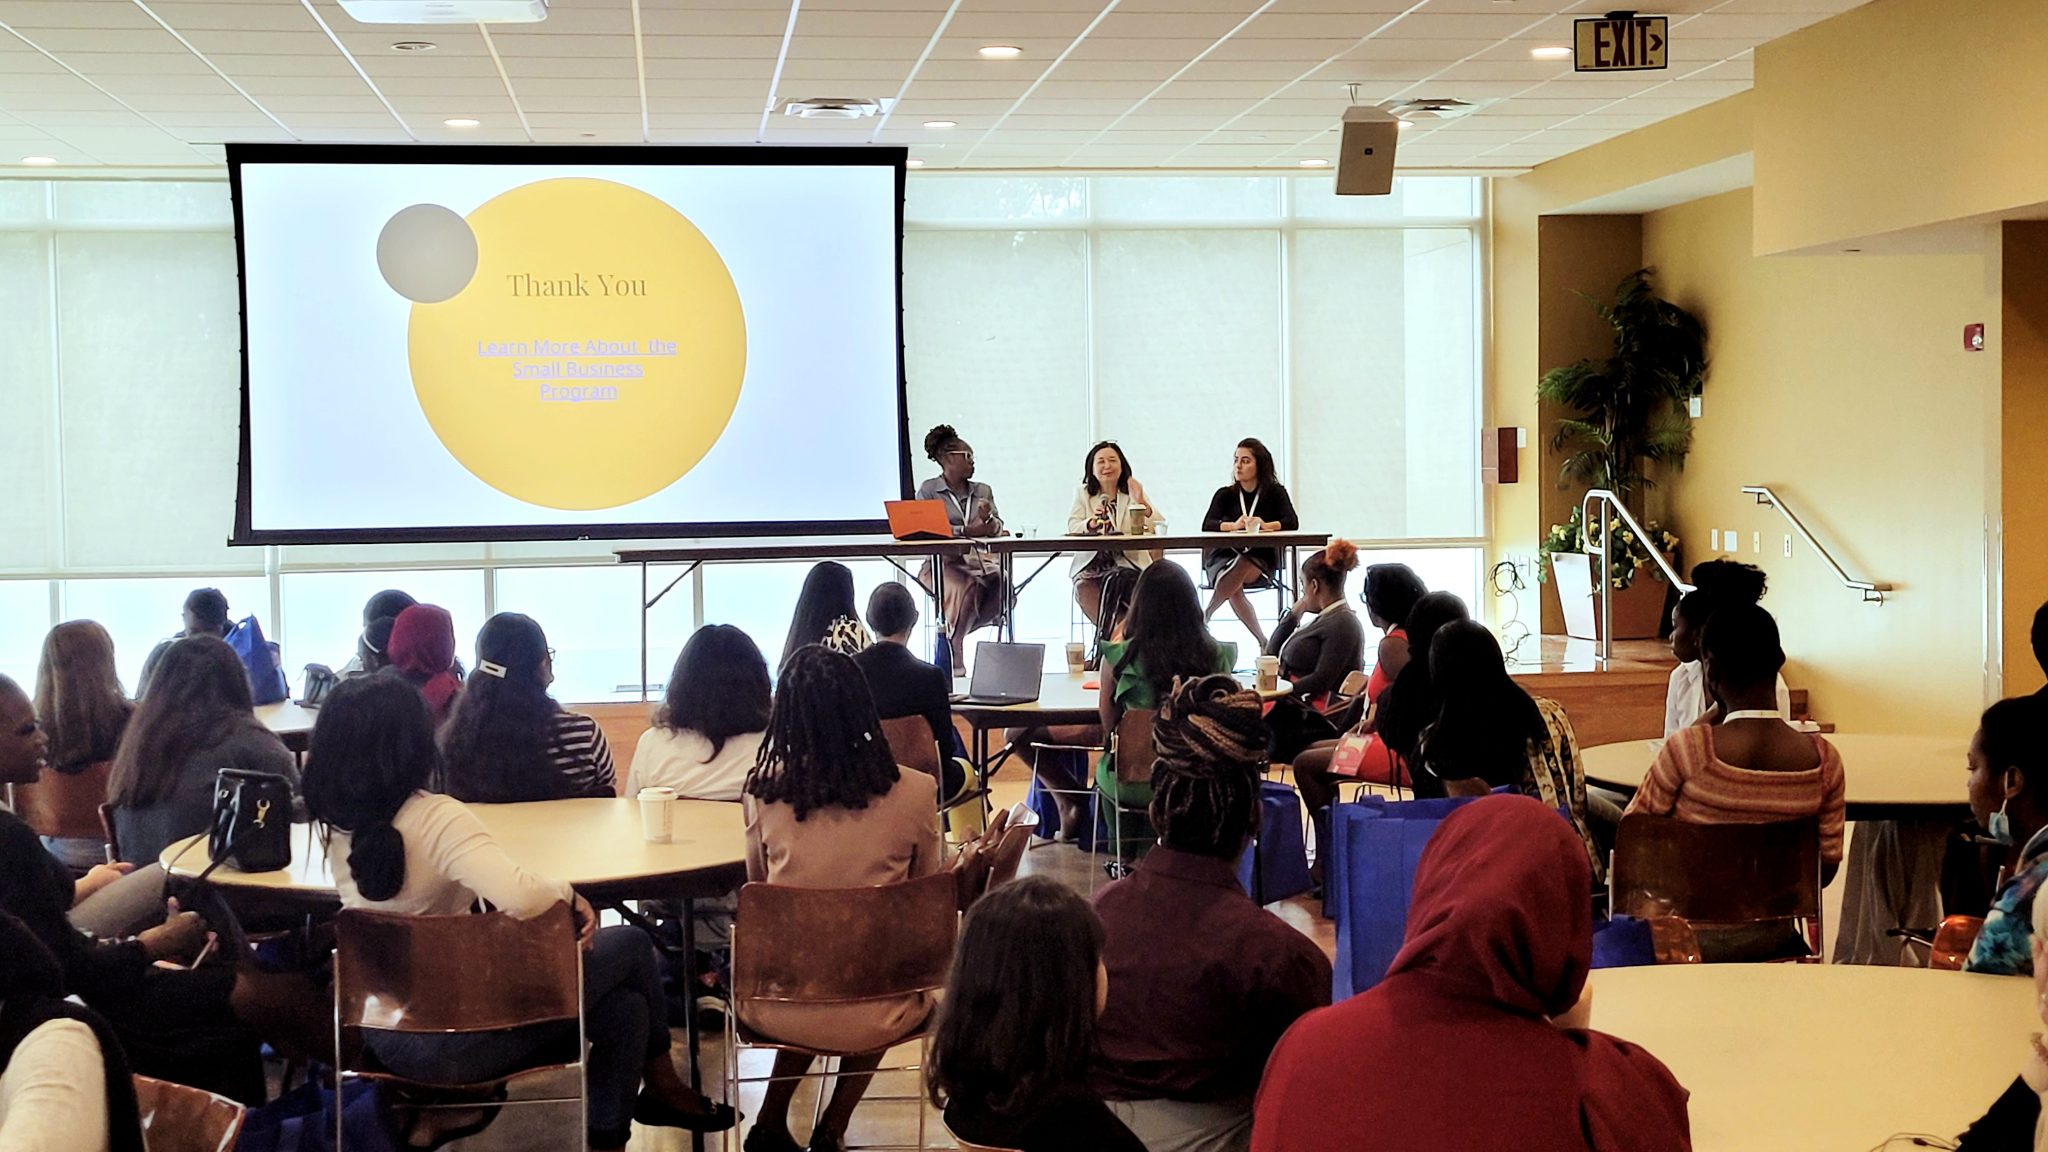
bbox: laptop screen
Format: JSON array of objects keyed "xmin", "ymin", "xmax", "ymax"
[{"xmin": 968, "ymin": 642, "xmax": 1045, "ymax": 699}]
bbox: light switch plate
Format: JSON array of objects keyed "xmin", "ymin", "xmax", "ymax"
[
  {"xmin": 1688, "ymin": 395, "xmax": 1703, "ymax": 418},
  {"xmin": 1724, "ymin": 528, "xmax": 1739, "ymax": 553},
  {"xmin": 1783, "ymin": 534, "xmax": 1793, "ymax": 558},
  {"xmin": 1709, "ymin": 529, "xmax": 1720, "ymax": 551},
  {"xmin": 1752, "ymin": 531, "xmax": 1761, "ymax": 554}
]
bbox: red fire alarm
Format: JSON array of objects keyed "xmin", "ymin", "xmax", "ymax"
[{"xmin": 1965, "ymin": 323, "xmax": 1986, "ymax": 351}]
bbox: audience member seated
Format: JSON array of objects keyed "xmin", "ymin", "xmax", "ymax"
[
  {"xmin": 917, "ymin": 424, "xmax": 1009, "ymax": 674},
  {"xmin": 439, "ymin": 612, "xmax": 614, "ymax": 803},
  {"xmin": 30, "ymin": 620, "xmax": 132, "ymax": 869},
  {"xmin": 1624, "ymin": 603, "xmax": 1846, "ymax": 886},
  {"xmin": 782, "ymin": 561, "xmax": 872, "ymax": 669},
  {"xmin": 1089, "ymin": 675, "xmax": 1329, "ymax": 1152},
  {"xmin": 106, "ymin": 636, "xmax": 296, "ymax": 868},
  {"xmin": 627, "ymin": 624, "xmax": 771, "ymax": 803},
  {"xmin": 135, "ymin": 588, "xmax": 233, "ymax": 698},
  {"xmin": 1068, "ymin": 441, "xmax": 1154, "ymax": 626},
  {"xmin": 739, "ymin": 645, "xmax": 944, "ymax": 1152},
  {"xmin": 301, "ymin": 675, "xmax": 733, "ymax": 1150},
  {"xmin": 0, "ymin": 674, "xmax": 321, "ymax": 1103},
  {"xmin": 1251, "ymin": 795, "xmax": 1692, "ymax": 1152},
  {"xmin": 854, "ymin": 582, "xmax": 967, "ymax": 803},
  {"xmin": 1097, "ymin": 564, "xmax": 1238, "ymax": 818},
  {"xmin": 1200, "ymin": 438, "xmax": 1299, "ymax": 650},
  {"xmin": 930, "ymin": 876, "xmax": 1145, "ymax": 1152},
  {"xmin": 1665, "ymin": 560, "xmax": 1789, "ymax": 735},
  {"xmin": 1357, "ymin": 563, "xmax": 1429, "ymax": 705},
  {"xmin": 1956, "ymin": 884, "xmax": 2048, "ymax": 1151},
  {"xmin": 0, "ymin": 910, "xmax": 144, "ymax": 1152},
  {"xmin": 1262, "ymin": 539, "xmax": 1364, "ymax": 764},
  {"xmin": 384, "ymin": 604, "xmax": 462, "ymax": 727},
  {"xmin": 1417, "ymin": 620, "xmax": 1602, "ymax": 878},
  {"xmin": 342, "ymin": 588, "xmax": 417, "ymax": 679},
  {"xmin": 1964, "ymin": 696, "xmax": 2048, "ymax": 975}
]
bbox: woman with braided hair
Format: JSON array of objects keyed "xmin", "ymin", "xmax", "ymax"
[
  {"xmin": 740, "ymin": 644, "xmax": 944, "ymax": 1152},
  {"xmin": 1089, "ymin": 675, "xmax": 1332, "ymax": 1152}
]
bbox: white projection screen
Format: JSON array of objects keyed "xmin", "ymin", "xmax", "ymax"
[{"xmin": 228, "ymin": 144, "xmax": 910, "ymax": 544}]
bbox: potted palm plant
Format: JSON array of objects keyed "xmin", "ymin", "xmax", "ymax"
[{"xmin": 1537, "ymin": 268, "xmax": 1707, "ymax": 641}]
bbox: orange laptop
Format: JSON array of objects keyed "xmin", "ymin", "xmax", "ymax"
[{"xmin": 885, "ymin": 499, "xmax": 955, "ymax": 541}]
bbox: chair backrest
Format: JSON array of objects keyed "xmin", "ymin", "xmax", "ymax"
[
  {"xmin": 879, "ymin": 715, "xmax": 943, "ymax": 784},
  {"xmin": 134, "ymin": 1074, "xmax": 245, "ymax": 1152},
  {"xmin": 1111, "ymin": 708, "xmax": 1158, "ymax": 786},
  {"xmin": 985, "ymin": 804, "xmax": 1041, "ymax": 892},
  {"xmin": 1611, "ymin": 813, "xmax": 1822, "ymax": 925},
  {"xmin": 13, "ymin": 760, "xmax": 115, "ymax": 843},
  {"xmin": 1336, "ymin": 670, "xmax": 1369, "ymax": 700},
  {"xmin": 1930, "ymin": 915, "xmax": 1986, "ymax": 971},
  {"xmin": 334, "ymin": 903, "xmax": 580, "ymax": 1041},
  {"xmin": 733, "ymin": 873, "xmax": 958, "ymax": 1008},
  {"xmin": 1645, "ymin": 915, "xmax": 1704, "ymax": 965}
]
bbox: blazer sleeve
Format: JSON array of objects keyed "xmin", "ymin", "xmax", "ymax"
[
  {"xmin": 1291, "ymin": 615, "xmax": 1363, "ymax": 702},
  {"xmin": 1068, "ymin": 488, "xmax": 1094, "ymax": 535}
]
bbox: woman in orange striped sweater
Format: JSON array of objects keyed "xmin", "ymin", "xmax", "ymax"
[{"xmin": 1624, "ymin": 603, "xmax": 1846, "ymax": 886}]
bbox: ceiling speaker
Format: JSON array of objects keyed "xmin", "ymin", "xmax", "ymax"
[{"xmin": 1336, "ymin": 106, "xmax": 1399, "ymax": 196}]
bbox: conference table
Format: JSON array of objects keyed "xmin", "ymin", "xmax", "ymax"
[
  {"xmin": 160, "ymin": 797, "xmax": 747, "ymax": 1106},
  {"xmin": 1588, "ymin": 964, "xmax": 2030, "ymax": 1150},
  {"xmin": 255, "ymin": 700, "xmax": 318, "ymax": 753},
  {"xmin": 988, "ymin": 529, "xmax": 1332, "ymax": 640},
  {"xmin": 1581, "ymin": 733, "xmax": 1971, "ymax": 821}
]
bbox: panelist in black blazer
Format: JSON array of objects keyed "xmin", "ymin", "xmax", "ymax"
[{"xmin": 1200, "ymin": 438, "xmax": 1298, "ymax": 650}]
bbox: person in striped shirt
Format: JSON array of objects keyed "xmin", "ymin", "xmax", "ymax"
[
  {"xmin": 437, "ymin": 612, "xmax": 616, "ymax": 803},
  {"xmin": 1625, "ymin": 603, "xmax": 1846, "ymax": 885}
]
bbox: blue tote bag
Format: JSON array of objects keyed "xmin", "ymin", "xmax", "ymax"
[
  {"xmin": 227, "ymin": 615, "xmax": 290, "ymax": 706},
  {"xmin": 1237, "ymin": 780, "xmax": 1312, "ymax": 905},
  {"xmin": 1328, "ymin": 794, "xmax": 1480, "ymax": 1001}
]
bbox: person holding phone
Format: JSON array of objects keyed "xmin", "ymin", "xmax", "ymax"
[
  {"xmin": 916, "ymin": 425, "xmax": 1010, "ymax": 674},
  {"xmin": 1201, "ymin": 438, "xmax": 1299, "ymax": 650},
  {"xmin": 1066, "ymin": 441, "xmax": 1156, "ymax": 626}
]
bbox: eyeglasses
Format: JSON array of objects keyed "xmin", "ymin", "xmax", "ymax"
[
  {"xmin": 947, "ymin": 449, "xmax": 975, "ymax": 463},
  {"xmin": 547, "ymin": 647, "xmax": 557, "ymax": 660}
]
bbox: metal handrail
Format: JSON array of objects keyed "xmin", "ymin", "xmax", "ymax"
[
  {"xmin": 1741, "ymin": 486, "xmax": 1891, "ymax": 604},
  {"xmin": 1579, "ymin": 489, "xmax": 1694, "ymax": 663}
]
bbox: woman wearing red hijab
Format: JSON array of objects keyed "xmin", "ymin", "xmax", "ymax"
[
  {"xmin": 1251, "ymin": 795, "xmax": 1692, "ymax": 1152},
  {"xmin": 387, "ymin": 604, "xmax": 462, "ymax": 726}
]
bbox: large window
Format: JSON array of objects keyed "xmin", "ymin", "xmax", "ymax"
[{"xmin": 0, "ymin": 176, "xmax": 1484, "ymax": 698}]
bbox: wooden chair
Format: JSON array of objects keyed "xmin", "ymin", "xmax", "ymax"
[
  {"xmin": 1929, "ymin": 915, "xmax": 1986, "ymax": 971},
  {"xmin": 879, "ymin": 715, "xmax": 943, "ymax": 785},
  {"xmin": 12, "ymin": 760, "xmax": 114, "ymax": 858},
  {"xmin": 1102, "ymin": 708, "xmax": 1158, "ymax": 876},
  {"xmin": 1021, "ymin": 731, "xmax": 1114, "ymax": 891},
  {"xmin": 984, "ymin": 804, "xmax": 1040, "ymax": 893},
  {"xmin": 726, "ymin": 873, "xmax": 960, "ymax": 1151},
  {"xmin": 332, "ymin": 903, "xmax": 585, "ymax": 1148},
  {"xmin": 1646, "ymin": 915, "xmax": 1704, "ymax": 965},
  {"xmin": 943, "ymin": 1118, "xmax": 1024, "ymax": 1152},
  {"xmin": 1610, "ymin": 814, "xmax": 1824, "ymax": 962},
  {"xmin": 134, "ymin": 1074, "xmax": 246, "ymax": 1152}
]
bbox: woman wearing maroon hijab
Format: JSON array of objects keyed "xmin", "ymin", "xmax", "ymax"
[
  {"xmin": 387, "ymin": 605, "xmax": 462, "ymax": 726},
  {"xmin": 1251, "ymin": 795, "xmax": 1692, "ymax": 1152}
]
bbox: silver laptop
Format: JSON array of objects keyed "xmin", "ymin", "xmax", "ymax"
[{"xmin": 950, "ymin": 641, "xmax": 1045, "ymax": 706}]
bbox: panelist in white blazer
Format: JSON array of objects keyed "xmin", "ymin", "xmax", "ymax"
[{"xmin": 1066, "ymin": 441, "xmax": 1156, "ymax": 626}]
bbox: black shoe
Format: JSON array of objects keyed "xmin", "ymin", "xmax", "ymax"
[
  {"xmin": 809, "ymin": 1129, "xmax": 844, "ymax": 1152},
  {"xmin": 744, "ymin": 1125, "xmax": 804, "ymax": 1152},
  {"xmin": 634, "ymin": 1090, "xmax": 739, "ymax": 1133}
]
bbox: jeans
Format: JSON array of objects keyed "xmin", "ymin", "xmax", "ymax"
[{"xmin": 368, "ymin": 925, "xmax": 668, "ymax": 1144}]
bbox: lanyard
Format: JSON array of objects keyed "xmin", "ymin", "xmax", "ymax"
[
  {"xmin": 946, "ymin": 485, "xmax": 973, "ymax": 525},
  {"xmin": 1723, "ymin": 709, "xmax": 1785, "ymax": 722},
  {"xmin": 1239, "ymin": 487, "xmax": 1260, "ymax": 522}
]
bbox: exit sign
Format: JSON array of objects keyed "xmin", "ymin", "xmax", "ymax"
[{"xmin": 1574, "ymin": 15, "xmax": 1669, "ymax": 72}]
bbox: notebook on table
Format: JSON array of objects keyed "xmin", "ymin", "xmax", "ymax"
[{"xmin": 950, "ymin": 642, "xmax": 1045, "ymax": 706}]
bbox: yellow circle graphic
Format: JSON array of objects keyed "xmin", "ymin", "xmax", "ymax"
[{"xmin": 405, "ymin": 178, "xmax": 747, "ymax": 511}]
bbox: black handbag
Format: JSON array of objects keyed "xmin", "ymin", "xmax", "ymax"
[
  {"xmin": 298, "ymin": 663, "xmax": 338, "ymax": 708},
  {"xmin": 208, "ymin": 768, "xmax": 293, "ymax": 873}
]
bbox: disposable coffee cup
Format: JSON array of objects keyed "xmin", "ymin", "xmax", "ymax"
[
  {"xmin": 637, "ymin": 786, "xmax": 676, "ymax": 843},
  {"xmin": 1065, "ymin": 642, "xmax": 1087, "ymax": 673},
  {"xmin": 1245, "ymin": 519, "xmax": 1264, "ymax": 534},
  {"xmin": 1255, "ymin": 655, "xmax": 1281, "ymax": 693}
]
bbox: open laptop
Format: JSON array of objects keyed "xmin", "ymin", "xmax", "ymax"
[
  {"xmin": 885, "ymin": 499, "xmax": 955, "ymax": 541},
  {"xmin": 950, "ymin": 641, "xmax": 1045, "ymax": 706}
]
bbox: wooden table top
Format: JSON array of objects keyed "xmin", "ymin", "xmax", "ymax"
[
  {"xmin": 1588, "ymin": 964, "xmax": 2031, "ymax": 1151},
  {"xmin": 1582, "ymin": 732, "xmax": 1970, "ymax": 818},
  {"xmin": 159, "ymin": 797, "xmax": 748, "ymax": 901}
]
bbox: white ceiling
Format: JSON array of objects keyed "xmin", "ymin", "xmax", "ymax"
[{"xmin": 0, "ymin": 0, "xmax": 1867, "ymax": 172}]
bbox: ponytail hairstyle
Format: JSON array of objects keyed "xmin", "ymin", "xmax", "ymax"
[
  {"xmin": 1149, "ymin": 674, "xmax": 1266, "ymax": 858},
  {"xmin": 1302, "ymin": 538, "xmax": 1361, "ymax": 597},
  {"xmin": 923, "ymin": 424, "xmax": 965, "ymax": 465},
  {"xmin": 302, "ymin": 674, "xmax": 440, "ymax": 903}
]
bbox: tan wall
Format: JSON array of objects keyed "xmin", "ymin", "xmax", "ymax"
[
  {"xmin": 1755, "ymin": 0, "xmax": 2048, "ymax": 255},
  {"xmin": 2003, "ymin": 223, "xmax": 2048, "ymax": 694},
  {"xmin": 1642, "ymin": 189, "xmax": 1997, "ymax": 734}
]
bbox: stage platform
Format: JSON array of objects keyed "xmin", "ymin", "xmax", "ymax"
[{"xmin": 1511, "ymin": 636, "xmax": 1677, "ymax": 748}]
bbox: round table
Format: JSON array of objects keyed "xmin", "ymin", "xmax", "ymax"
[
  {"xmin": 1588, "ymin": 964, "xmax": 2031, "ymax": 1150},
  {"xmin": 255, "ymin": 701, "xmax": 318, "ymax": 752},
  {"xmin": 159, "ymin": 797, "xmax": 748, "ymax": 904},
  {"xmin": 1582, "ymin": 732, "xmax": 1971, "ymax": 820}
]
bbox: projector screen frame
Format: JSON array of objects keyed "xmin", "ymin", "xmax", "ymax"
[{"xmin": 225, "ymin": 141, "xmax": 912, "ymax": 547}]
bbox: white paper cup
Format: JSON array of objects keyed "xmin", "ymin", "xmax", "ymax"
[
  {"xmin": 637, "ymin": 786, "xmax": 677, "ymax": 843},
  {"xmin": 1255, "ymin": 655, "xmax": 1281, "ymax": 693},
  {"xmin": 1065, "ymin": 642, "xmax": 1087, "ymax": 673},
  {"xmin": 1245, "ymin": 519, "xmax": 1264, "ymax": 534}
]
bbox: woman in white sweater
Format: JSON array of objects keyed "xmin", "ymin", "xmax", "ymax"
[
  {"xmin": 629, "ymin": 624, "xmax": 771, "ymax": 802},
  {"xmin": 1067, "ymin": 442, "xmax": 1155, "ymax": 626},
  {"xmin": 302, "ymin": 676, "xmax": 735, "ymax": 1151}
]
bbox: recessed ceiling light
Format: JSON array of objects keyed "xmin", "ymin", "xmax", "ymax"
[
  {"xmin": 907, "ymin": 159, "xmax": 925, "ymax": 168},
  {"xmin": 1530, "ymin": 45, "xmax": 1572, "ymax": 60},
  {"xmin": 1299, "ymin": 158, "xmax": 1329, "ymax": 168},
  {"xmin": 923, "ymin": 120, "xmax": 957, "ymax": 129},
  {"xmin": 22, "ymin": 155, "xmax": 57, "ymax": 166},
  {"xmin": 391, "ymin": 40, "xmax": 437, "ymax": 51},
  {"xmin": 977, "ymin": 45, "xmax": 1023, "ymax": 59},
  {"xmin": 443, "ymin": 117, "xmax": 480, "ymax": 128}
]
